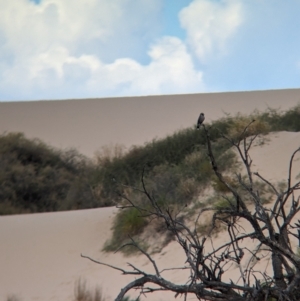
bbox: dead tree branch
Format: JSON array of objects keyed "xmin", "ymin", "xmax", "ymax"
[{"xmin": 83, "ymin": 122, "xmax": 300, "ymax": 301}]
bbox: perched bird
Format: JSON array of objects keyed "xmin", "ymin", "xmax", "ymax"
[{"xmin": 197, "ymin": 113, "xmax": 205, "ymax": 129}]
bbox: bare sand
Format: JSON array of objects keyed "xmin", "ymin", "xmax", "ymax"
[
  {"xmin": 1, "ymin": 131, "xmax": 300, "ymax": 301},
  {"xmin": 0, "ymin": 89, "xmax": 299, "ymax": 158},
  {"xmin": 1, "ymin": 89, "xmax": 300, "ymax": 301}
]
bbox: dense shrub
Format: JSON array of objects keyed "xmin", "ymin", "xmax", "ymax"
[
  {"xmin": 260, "ymin": 104, "xmax": 300, "ymax": 131},
  {"xmin": 0, "ymin": 133, "xmax": 100, "ymax": 214}
]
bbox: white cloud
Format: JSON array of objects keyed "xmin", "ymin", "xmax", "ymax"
[
  {"xmin": 0, "ymin": 0, "xmax": 205, "ymax": 100},
  {"xmin": 0, "ymin": 37, "xmax": 204, "ymax": 100},
  {"xmin": 85, "ymin": 37, "xmax": 204, "ymax": 96},
  {"xmin": 1, "ymin": 0, "xmax": 298, "ymax": 100},
  {"xmin": 179, "ymin": 0, "xmax": 243, "ymax": 62},
  {"xmin": 0, "ymin": 0, "xmax": 161, "ymax": 60},
  {"xmin": 133, "ymin": 36, "xmax": 203, "ymax": 94}
]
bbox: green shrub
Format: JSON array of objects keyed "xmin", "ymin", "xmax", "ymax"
[
  {"xmin": 103, "ymin": 208, "xmax": 148, "ymax": 253},
  {"xmin": 0, "ymin": 132, "xmax": 100, "ymax": 214},
  {"xmin": 226, "ymin": 112, "xmax": 270, "ymax": 140},
  {"xmin": 260, "ymin": 104, "xmax": 300, "ymax": 132},
  {"xmin": 213, "ymin": 197, "xmax": 237, "ymax": 210},
  {"xmin": 116, "ymin": 208, "xmax": 147, "ymax": 237}
]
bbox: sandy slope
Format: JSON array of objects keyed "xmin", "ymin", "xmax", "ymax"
[
  {"xmin": 1, "ymin": 89, "xmax": 300, "ymax": 301},
  {"xmin": 0, "ymin": 89, "xmax": 299, "ymax": 158},
  {"xmin": 1, "ymin": 130, "xmax": 300, "ymax": 301},
  {"xmin": 0, "ymin": 207, "xmax": 116, "ymax": 300}
]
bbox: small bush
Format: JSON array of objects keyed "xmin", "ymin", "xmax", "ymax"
[
  {"xmin": 261, "ymin": 105, "xmax": 300, "ymax": 132},
  {"xmin": 74, "ymin": 278, "xmax": 105, "ymax": 301},
  {"xmin": 213, "ymin": 197, "xmax": 237, "ymax": 210},
  {"xmin": 103, "ymin": 208, "xmax": 148, "ymax": 253},
  {"xmin": 115, "ymin": 208, "xmax": 147, "ymax": 237},
  {"xmin": 227, "ymin": 112, "xmax": 270, "ymax": 140}
]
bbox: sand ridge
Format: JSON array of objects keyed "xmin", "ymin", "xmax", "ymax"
[
  {"xmin": 1, "ymin": 89, "xmax": 300, "ymax": 300},
  {"xmin": 0, "ymin": 89, "xmax": 299, "ymax": 158}
]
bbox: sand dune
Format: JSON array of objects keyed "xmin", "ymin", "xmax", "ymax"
[
  {"xmin": 1, "ymin": 89, "xmax": 300, "ymax": 301},
  {"xmin": 1, "ymin": 130, "xmax": 300, "ymax": 301},
  {"xmin": 0, "ymin": 89, "xmax": 299, "ymax": 158}
]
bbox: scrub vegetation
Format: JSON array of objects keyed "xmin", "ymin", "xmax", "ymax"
[
  {"xmin": 0, "ymin": 132, "xmax": 100, "ymax": 214},
  {"xmin": 0, "ymin": 105, "xmax": 299, "ymax": 218},
  {"xmin": 103, "ymin": 105, "xmax": 300, "ymax": 251}
]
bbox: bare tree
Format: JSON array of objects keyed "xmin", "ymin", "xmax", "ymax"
[{"xmin": 82, "ymin": 122, "xmax": 300, "ymax": 301}]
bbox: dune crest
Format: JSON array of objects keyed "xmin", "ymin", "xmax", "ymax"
[{"xmin": 0, "ymin": 89, "xmax": 299, "ymax": 158}]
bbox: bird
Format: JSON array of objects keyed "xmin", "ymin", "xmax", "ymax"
[{"xmin": 196, "ymin": 113, "xmax": 205, "ymax": 129}]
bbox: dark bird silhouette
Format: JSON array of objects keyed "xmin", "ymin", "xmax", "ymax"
[{"xmin": 197, "ymin": 113, "xmax": 205, "ymax": 129}]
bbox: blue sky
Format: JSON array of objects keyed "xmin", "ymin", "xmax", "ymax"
[{"xmin": 1, "ymin": 0, "xmax": 300, "ymax": 101}]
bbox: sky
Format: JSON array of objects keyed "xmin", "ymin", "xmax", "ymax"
[{"xmin": 1, "ymin": 0, "xmax": 300, "ymax": 101}]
